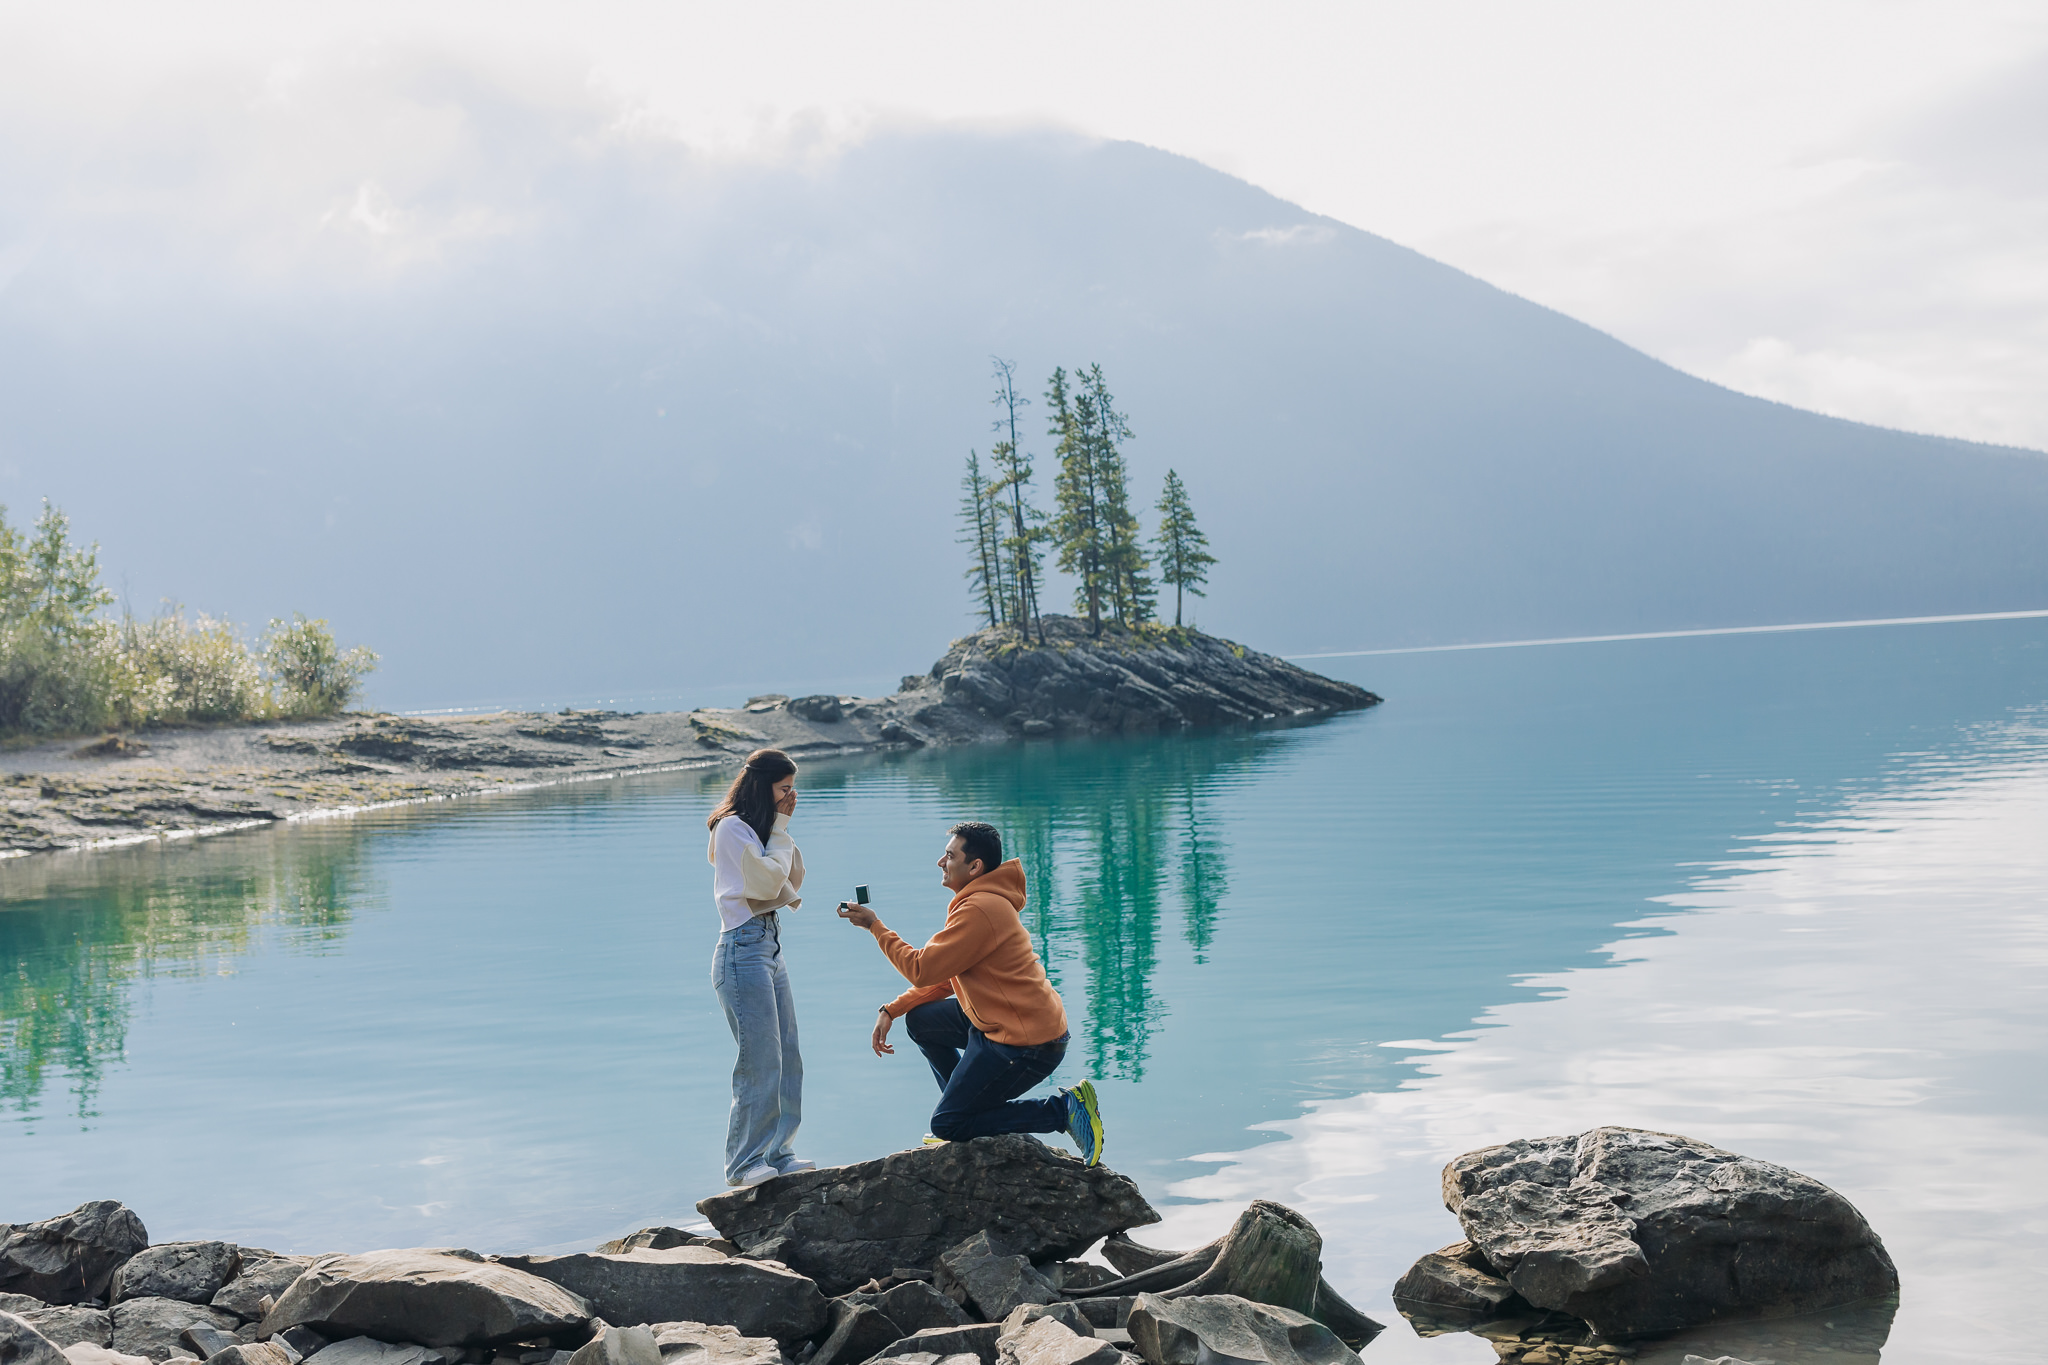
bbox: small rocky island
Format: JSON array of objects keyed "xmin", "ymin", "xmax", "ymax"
[{"xmin": 0, "ymin": 618, "xmax": 1377, "ymax": 856}]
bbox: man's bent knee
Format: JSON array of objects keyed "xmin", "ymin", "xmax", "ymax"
[{"xmin": 929, "ymin": 1109, "xmax": 974, "ymax": 1141}]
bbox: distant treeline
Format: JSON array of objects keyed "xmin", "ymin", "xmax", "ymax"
[
  {"xmin": 0, "ymin": 501, "xmax": 377, "ymax": 736},
  {"xmin": 959, "ymin": 359, "xmax": 1215, "ymax": 635}
]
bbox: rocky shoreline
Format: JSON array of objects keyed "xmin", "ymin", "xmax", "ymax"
[
  {"xmin": 0, "ymin": 618, "xmax": 1377, "ymax": 858},
  {"xmin": 1, "ymin": 1128, "xmax": 1899, "ymax": 1365}
]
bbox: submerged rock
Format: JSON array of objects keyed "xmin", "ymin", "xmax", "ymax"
[
  {"xmin": 1438, "ymin": 1126, "xmax": 1899, "ymax": 1338},
  {"xmin": 1388, "ymin": 1243, "xmax": 1518, "ymax": 1322},
  {"xmin": 492, "ymin": 1249, "xmax": 826, "ymax": 1343},
  {"xmin": 114, "ymin": 1246, "xmax": 242, "ymax": 1309},
  {"xmin": 258, "ymin": 1251, "xmax": 590, "ymax": 1348},
  {"xmin": 696, "ymin": 1137, "xmax": 1158, "ymax": 1296},
  {"xmin": 0, "ymin": 1204, "xmax": 151, "ymax": 1306},
  {"xmin": 1124, "ymin": 1295, "xmax": 1357, "ymax": 1365}
]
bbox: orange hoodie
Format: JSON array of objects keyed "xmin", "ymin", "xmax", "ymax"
[{"xmin": 872, "ymin": 859, "xmax": 1069, "ymax": 1047}]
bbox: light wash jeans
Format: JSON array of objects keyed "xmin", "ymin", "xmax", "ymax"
[{"xmin": 711, "ymin": 911, "xmax": 802, "ymax": 1183}]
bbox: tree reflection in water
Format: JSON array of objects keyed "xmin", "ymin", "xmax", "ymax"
[
  {"xmin": 0, "ymin": 833, "xmax": 371, "ymax": 1125},
  {"xmin": 898, "ymin": 725, "xmax": 1292, "ymax": 1082}
]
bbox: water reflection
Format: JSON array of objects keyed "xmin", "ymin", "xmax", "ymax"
[
  {"xmin": 889, "ymin": 727, "xmax": 1278, "ymax": 1080},
  {"xmin": 0, "ymin": 835, "xmax": 372, "ymax": 1124}
]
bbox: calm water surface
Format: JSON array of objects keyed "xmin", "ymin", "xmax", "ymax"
[{"xmin": 4, "ymin": 619, "xmax": 2045, "ymax": 1364}]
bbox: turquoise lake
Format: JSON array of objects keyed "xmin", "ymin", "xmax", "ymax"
[{"xmin": 4, "ymin": 618, "xmax": 2045, "ymax": 1364}]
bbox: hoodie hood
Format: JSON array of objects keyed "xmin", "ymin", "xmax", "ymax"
[{"xmin": 952, "ymin": 857, "xmax": 1027, "ymax": 912}]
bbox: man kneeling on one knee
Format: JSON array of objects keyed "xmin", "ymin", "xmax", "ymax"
[{"xmin": 838, "ymin": 821, "xmax": 1105, "ymax": 1164}]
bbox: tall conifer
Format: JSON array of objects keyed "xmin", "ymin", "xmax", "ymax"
[
  {"xmin": 1080, "ymin": 365, "xmax": 1155, "ymax": 626},
  {"xmin": 986, "ymin": 358, "xmax": 1046, "ymax": 642},
  {"xmin": 1048, "ymin": 367, "xmax": 1110, "ymax": 635},
  {"xmin": 1154, "ymin": 468, "xmax": 1215, "ymax": 627},
  {"xmin": 957, "ymin": 450, "xmax": 1004, "ymax": 628}
]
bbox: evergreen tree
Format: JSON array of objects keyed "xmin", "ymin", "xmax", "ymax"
[
  {"xmin": 986, "ymin": 358, "xmax": 1046, "ymax": 642},
  {"xmin": 957, "ymin": 451, "xmax": 1005, "ymax": 628},
  {"xmin": 1153, "ymin": 468, "xmax": 1216, "ymax": 627},
  {"xmin": 1048, "ymin": 367, "xmax": 1111, "ymax": 635},
  {"xmin": 1080, "ymin": 365, "xmax": 1154, "ymax": 626}
]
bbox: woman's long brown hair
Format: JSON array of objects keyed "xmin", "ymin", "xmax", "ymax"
[{"xmin": 706, "ymin": 748, "xmax": 796, "ymax": 845}]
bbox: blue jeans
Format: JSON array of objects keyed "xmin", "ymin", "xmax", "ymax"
[
  {"xmin": 711, "ymin": 912, "xmax": 802, "ymax": 1182},
  {"xmin": 904, "ymin": 998, "xmax": 1069, "ymax": 1140}
]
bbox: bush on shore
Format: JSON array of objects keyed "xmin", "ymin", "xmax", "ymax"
[{"xmin": 0, "ymin": 501, "xmax": 378, "ymax": 736}]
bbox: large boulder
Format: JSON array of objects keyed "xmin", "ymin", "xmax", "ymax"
[
  {"xmin": 17, "ymin": 1310, "xmax": 111, "ymax": 1350},
  {"xmin": 211, "ymin": 1258, "xmax": 313, "ymax": 1322},
  {"xmin": 492, "ymin": 1250, "xmax": 826, "ymax": 1343},
  {"xmin": 1, "ymin": 1312, "xmax": 70, "ymax": 1365},
  {"xmin": 113, "ymin": 1248, "xmax": 241, "ymax": 1309},
  {"xmin": 1124, "ymin": 1296, "xmax": 1357, "ymax": 1365},
  {"xmin": 867, "ymin": 1325, "xmax": 1001, "ymax": 1365},
  {"xmin": 1440, "ymin": 1126, "xmax": 1900, "ymax": 1338},
  {"xmin": 306, "ymin": 1338, "xmax": 435, "ymax": 1365},
  {"xmin": 0, "ymin": 1206, "xmax": 151, "ymax": 1307},
  {"xmin": 257, "ymin": 1251, "xmax": 590, "ymax": 1348},
  {"xmin": 0, "ymin": 1300, "xmax": 47, "ymax": 1317},
  {"xmin": 932, "ymin": 1238, "xmax": 1058, "ymax": 1326},
  {"xmin": 805, "ymin": 1303, "xmax": 899, "ymax": 1365},
  {"xmin": 58, "ymin": 1344, "xmax": 151, "ymax": 1365},
  {"xmin": 108, "ymin": 1299, "xmax": 239, "ymax": 1362},
  {"xmin": 696, "ymin": 1138, "xmax": 1158, "ymax": 1296}
]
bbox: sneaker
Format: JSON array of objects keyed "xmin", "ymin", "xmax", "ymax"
[
  {"xmin": 1062, "ymin": 1081, "xmax": 1104, "ymax": 1167},
  {"xmin": 730, "ymin": 1163, "xmax": 780, "ymax": 1188},
  {"xmin": 920, "ymin": 1133, "xmax": 948, "ymax": 1147},
  {"xmin": 773, "ymin": 1156, "xmax": 817, "ymax": 1174}
]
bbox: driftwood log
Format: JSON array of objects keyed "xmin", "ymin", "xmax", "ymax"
[{"xmin": 1073, "ymin": 1202, "xmax": 1382, "ymax": 1348}]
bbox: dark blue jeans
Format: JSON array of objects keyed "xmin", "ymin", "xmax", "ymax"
[{"xmin": 904, "ymin": 998, "xmax": 1069, "ymax": 1140}]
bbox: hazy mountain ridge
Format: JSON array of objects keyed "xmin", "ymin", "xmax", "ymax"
[{"xmin": 2, "ymin": 95, "xmax": 2042, "ymax": 709}]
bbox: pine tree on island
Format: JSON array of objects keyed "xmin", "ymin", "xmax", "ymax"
[
  {"xmin": 987, "ymin": 358, "xmax": 1047, "ymax": 644},
  {"xmin": 957, "ymin": 450, "xmax": 1006, "ymax": 629},
  {"xmin": 1153, "ymin": 468, "xmax": 1216, "ymax": 627}
]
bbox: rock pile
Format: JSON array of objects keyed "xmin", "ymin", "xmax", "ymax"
[
  {"xmin": 1391, "ymin": 1126, "xmax": 1900, "ymax": 1355},
  {"xmin": 0, "ymin": 1138, "xmax": 1381, "ymax": 1365}
]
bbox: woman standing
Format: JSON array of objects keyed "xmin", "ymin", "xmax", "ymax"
[{"xmin": 707, "ymin": 748, "xmax": 813, "ymax": 1187}]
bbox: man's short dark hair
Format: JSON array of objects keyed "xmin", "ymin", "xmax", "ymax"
[{"xmin": 949, "ymin": 821, "xmax": 1004, "ymax": 875}]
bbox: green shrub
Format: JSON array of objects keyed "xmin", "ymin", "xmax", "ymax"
[
  {"xmin": 0, "ymin": 500, "xmax": 379, "ymax": 737},
  {"xmin": 264, "ymin": 613, "xmax": 378, "ymax": 717}
]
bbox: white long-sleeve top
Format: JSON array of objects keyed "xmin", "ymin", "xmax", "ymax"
[{"xmin": 708, "ymin": 812, "xmax": 805, "ymax": 931}]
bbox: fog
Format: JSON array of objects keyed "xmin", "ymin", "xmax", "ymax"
[{"xmin": 6, "ymin": 60, "xmax": 2045, "ymax": 710}]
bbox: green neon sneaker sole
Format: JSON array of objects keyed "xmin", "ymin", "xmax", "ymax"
[{"xmin": 1064, "ymin": 1081, "xmax": 1104, "ymax": 1167}]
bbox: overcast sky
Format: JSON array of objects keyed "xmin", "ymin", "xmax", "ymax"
[{"xmin": 5, "ymin": 0, "xmax": 2046, "ymax": 452}]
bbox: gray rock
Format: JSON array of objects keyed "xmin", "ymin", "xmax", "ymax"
[
  {"xmin": 991, "ymin": 1320, "xmax": 1116, "ymax": 1365},
  {"xmin": 492, "ymin": 1250, "xmax": 825, "ymax": 1343},
  {"xmin": 698, "ymin": 1137, "xmax": 1158, "ymax": 1297},
  {"xmin": 59, "ymin": 1344, "xmax": 151, "ymax": 1365},
  {"xmin": 20, "ymin": 1309, "xmax": 112, "ymax": 1350},
  {"xmin": 1062, "ymin": 1306, "xmax": 1129, "ymax": 1334},
  {"xmin": 863, "ymin": 1326, "xmax": 1000, "ymax": 1365},
  {"xmin": 0, "ymin": 1205, "xmax": 152, "ymax": 1306},
  {"xmin": 109, "ymin": 1301, "xmax": 240, "ymax": 1363},
  {"xmin": 1027, "ymin": 1270, "xmax": 1111, "ymax": 1299},
  {"xmin": 786, "ymin": 698, "xmax": 843, "ymax": 724},
  {"xmin": 933, "ymin": 1241, "xmax": 1057, "ymax": 1327},
  {"xmin": 295, "ymin": 1342, "xmax": 429, "ymax": 1365},
  {"xmin": 994, "ymin": 1309, "xmax": 1088, "ymax": 1342},
  {"xmin": 273, "ymin": 1330, "xmax": 325, "ymax": 1361},
  {"xmin": 176, "ymin": 1326, "xmax": 239, "ymax": 1359},
  {"xmin": 567, "ymin": 1323, "xmax": 659, "ymax": 1365},
  {"xmin": 203, "ymin": 1346, "xmax": 292, "ymax": 1365},
  {"xmin": 0, "ymin": 1300, "xmax": 48, "ymax": 1317},
  {"xmin": 116, "ymin": 1251, "xmax": 243, "ymax": 1312},
  {"xmin": 1388, "ymin": 1244, "xmax": 1517, "ymax": 1321},
  {"xmin": 1124, "ymin": 1297, "xmax": 1356, "ymax": 1365},
  {"xmin": 807, "ymin": 1306, "xmax": 899, "ymax": 1365},
  {"xmin": 647, "ymin": 1323, "xmax": 784, "ymax": 1365},
  {"xmin": 1, "ymin": 1311, "xmax": 70, "ymax": 1365},
  {"xmin": 258, "ymin": 1251, "xmax": 590, "ymax": 1348},
  {"xmin": 865, "ymin": 1289, "xmax": 965, "ymax": 1338},
  {"xmin": 590, "ymin": 1235, "xmax": 709, "ymax": 1258},
  {"xmin": 1441, "ymin": 1126, "xmax": 1901, "ymax": 1337},
  {"xmin": 213, "ymin": 1262, "xmax": 313, "ymax": 1323}
]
